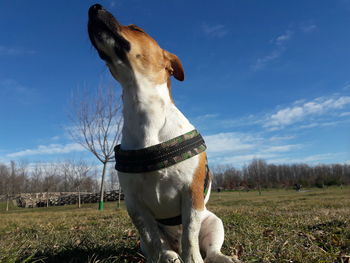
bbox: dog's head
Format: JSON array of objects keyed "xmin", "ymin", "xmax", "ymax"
[{"xmin": 88, "ymin": 4, "xmax": 184, "ymax": 86}]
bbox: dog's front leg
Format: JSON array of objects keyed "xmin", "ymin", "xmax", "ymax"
[
  {"xmin": 126, "ymin": 198, "xmax": 180, "ymax": 263},
  {"xmin": 181, "ymin": 190, "xmax": 204, "ymax": 263},
  {"xmin": 126, "ymin": 201, "xmax": 163, "ymax": 262}
]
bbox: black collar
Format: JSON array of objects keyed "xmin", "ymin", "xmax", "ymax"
[{"xmin": 114, "ymin": 129, "xmax": 206, "ymax": 173}]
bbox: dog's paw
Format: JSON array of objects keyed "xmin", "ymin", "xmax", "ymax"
[
  {"xmin": 204, "ymin": 253, "xmax": 243, "ymax": 263},
  {"xmin": 160, "ymin": 250, "xmax": 181, "ymax": 263}
]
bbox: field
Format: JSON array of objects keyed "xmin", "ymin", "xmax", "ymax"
[{"xmin": 0, "ymin": 187, "xmax": 349, "ymax": 263}]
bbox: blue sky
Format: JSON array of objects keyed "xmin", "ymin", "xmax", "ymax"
[{"xmin": 0, "ymin": 0, "xmax": 349, "ymax": 168}]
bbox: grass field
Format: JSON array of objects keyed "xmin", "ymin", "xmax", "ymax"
[{"xmin": 0, "ymin": 187, "xmax": 349, "ymax": 263}]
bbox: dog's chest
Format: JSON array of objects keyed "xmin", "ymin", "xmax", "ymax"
[{"xmin": 118, "ymin": 155, "xmax": 198, "ymax": 219}]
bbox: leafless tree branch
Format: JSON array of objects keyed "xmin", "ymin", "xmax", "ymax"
[{"xmin": 68, "ymin": 82, "xmax": 122, "ymax": 209}]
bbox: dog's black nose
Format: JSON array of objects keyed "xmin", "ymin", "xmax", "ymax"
[{"xmin": 89, "ymin": 4, "xmax": 104, "ymax": 18}]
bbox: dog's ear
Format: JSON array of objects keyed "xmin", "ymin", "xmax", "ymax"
[{"xmin": 164, "ymin": 50, "xmax": 185, "ymax": 81}]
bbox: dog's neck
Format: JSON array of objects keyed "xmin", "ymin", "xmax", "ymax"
[
  {"xmin": 121, "ymin": 72, "xmax": 172, "ymax": 150},
  {"xmin": 120, "ymin": 72, "xmax": 193, "ymax": 150}
]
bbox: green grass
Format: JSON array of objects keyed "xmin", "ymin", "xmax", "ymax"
[{"xmin": 0, "ymin": 187, "xmax": 349, "ymax": 263}]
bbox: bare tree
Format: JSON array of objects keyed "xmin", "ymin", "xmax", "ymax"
[
  {"xmin": 16, "ymin": 160, "xmax": 29, "ymax": 193},
  {"xmin": 42, "ymin": 163, "xmax": 59, "ymax": 207},
  {"xmin": 30, "ymin": 163, "xmax": 43, "ymax": 193},
  {"xmin": 82, "ymin": 167, "xmax": 100, "ymax": 193},
  {"xmin": 69, "ymin": 84, "xmax": 122, "ymax": 210},
  {"xmin": 63, "ymin": 160, "xmax": 90, "ymax": 208},
  {"xmin": 9, "ymin": 161, "xmax": 16, "ymax": 196},
  {"xmin": 0, "ymin": 164, "xmax": 10, "ymax": 211},
  {"xmin": 109, "ymin": 166, "xmax": 122, "ymax": 208},
  {"xmin": 108, "ymin": 166, "xmax": 120, "ymax": 191},
  {"xmin": 0, "ymin": 164, "xmax": 9, "ymax": 196}
]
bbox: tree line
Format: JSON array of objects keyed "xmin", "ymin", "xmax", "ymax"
[
  {"xmin": 0, "ymin": 160, "xmax": 120, "ymax": 198},
  {"xmin": 1, "ymin": 159, "xmax": 349, "ymax": 199},
  {"xmin": 212, "ymin": 159, "xmax": 350, "ymax": 190}
]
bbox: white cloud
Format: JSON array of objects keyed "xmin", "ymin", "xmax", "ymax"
[
  {"xmin": 203, "ymin": 131, "xmax": 306, "ymax": 167},
  {"xmin": 0, "ymin": 79, "xmax": 39, "ymax": 105},
  {"xmin": 0, "ymin": 45, "xmax": 36, "ymax": 56},
  {"xmin": 262, "ymin": 144, "xmax": 302, "ymax": 153},
  {"xmin": 269, "ymin": 152, "xmax": 346, "ymax": 165},
  {"xmin": 204, "ymin": 132, "xmax": 257, "ymax": 154},
  {"xmin": 301, "ymin": 24, "xmax": 317, "ymax": 33},
  {"xmin": 303, "ymin": 153, "xmax": 342, "ymax": 162},
  {"xmin": 214, "ymin": 153, "xmax": 277, "ymax": 166},
  {"xmin": 252, "ymin": 49, "xmax": 284, "ymax": 70},
  {"xmin": 343, "ymin": 82, "xmax": 350, "ymax": 91},
  {"xmin": 219, "ymin": 114, "xmax": 263, "ymax": 128},
  {"xmin": 340, "ymin": 112, "xmax": 350, "ymax": 117},
  {"xmin": 267, "ymin": 106, "xmax": 304, "ymax": 127},
  {"xmin": 202, "ymin": 23, "xmax": 229, "ymax": 38},
  {"xmin": 298, "ymin": 119, "xmax": 350, "ymax": 130},
  {"xmin": 265, "ymin": 95, "xmax": 350, "ymax": 129},
  {"xmin": 274, "ymin": 30, "xmax": 293, "ymax": 45},
  {"xmin": 269, "ymin": 135, "xmax": 295, "ymax": 142},
  {"xmin": 7, "ymin": 143, "xmax": 85, "ymax": 158},
  {"xmin": 253, "ymin": 23, "xmax": 317, "ymax": 71},
  {"xmin": 209, "ymin": 149, "xmax": 346, "ymax": 167},
  {"xmin": 253, "ymin": 29, "xmax": 293, "ymax": 70},
  {"xmin": 193, "ymin": 113, "xmax": 219, "ymax": 124}
]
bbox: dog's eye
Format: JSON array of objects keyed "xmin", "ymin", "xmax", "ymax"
[{"xmin": 128, "ymin": 24, "xmax": 145, "ymax": 33}]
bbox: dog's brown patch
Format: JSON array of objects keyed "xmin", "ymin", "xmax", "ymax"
[
  {"xmin": 119, "ymin": 25, "xmax": 184, "ymax": 86},
  {"xmin": 190, "ymin": 152, "xmax": 207, "ymax": 211},
  {"xmin": 119, "ymin": 26, "xmax": 167, "ymax": 84}
]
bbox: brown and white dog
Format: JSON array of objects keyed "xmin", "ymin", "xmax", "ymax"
[{"xmin": 88, "ymin": 4, "xmax": 241, "ymax": 263}]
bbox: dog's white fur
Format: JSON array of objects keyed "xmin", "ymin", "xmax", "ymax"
[{"xmin": 88, "ymin": 5, "xmax": 241, "ymax": 263}]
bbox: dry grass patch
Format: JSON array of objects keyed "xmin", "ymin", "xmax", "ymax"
[{"xmin": 0, "ymin": 187, "xmax": 349, "ymax": 263}]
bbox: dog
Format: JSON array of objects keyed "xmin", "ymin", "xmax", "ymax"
[{"xmin": 88, "ymin": 4, "xmax": 241, "ymax": 263}]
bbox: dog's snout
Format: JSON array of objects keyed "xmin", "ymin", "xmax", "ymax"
[{"xmin": 89, "ymin": 4, "xmax": 104, "ymax": 18}]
